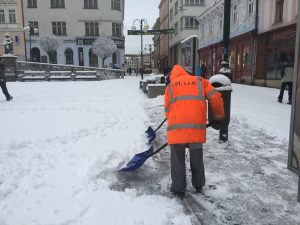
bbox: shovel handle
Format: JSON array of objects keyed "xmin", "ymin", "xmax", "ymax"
[
  {"xmin": 148, "ymin": 122, "xmax": 213, "ymax": 158},
  {"xmin": 155, "ymin": 118, "xmax": 167, "ymax": 132}
]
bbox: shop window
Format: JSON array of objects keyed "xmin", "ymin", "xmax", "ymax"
[
  {"xmin": 243, "ymin": 47, "xmax": 251, "ymax": 69},
  {"xmin": 229, "ymin": 51, "xmax": 236, "ymax": 69},
  {"xmin": 89, "ymin": 48, "xmax": 98, "ymax": 67},
  {"xmin": 49, "ymin": 51, "xmax": 57, "ymax": 64},
  {"xmin": 275, "ymin": 0, "xmax": 284, "ymax": 23}
]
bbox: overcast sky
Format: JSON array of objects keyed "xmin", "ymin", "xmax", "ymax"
[{"xmin": 124, "ymin": 0, "xmax": 161, "ymax": 54}]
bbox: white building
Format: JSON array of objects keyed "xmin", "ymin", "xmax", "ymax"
[
  {"xmin": 23, "ymin": 0, "xmax": 125, "ymax": 68},
  {"xmin": 168, "ymin": 0, "xmax": 213, "ymax": 66}
]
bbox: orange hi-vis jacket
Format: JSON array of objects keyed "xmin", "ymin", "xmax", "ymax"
[{"xmin": 164, "ymin": 65, "xmax": 225, "ymax": 144}]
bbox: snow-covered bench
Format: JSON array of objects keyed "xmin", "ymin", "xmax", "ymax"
[
  {"xmin": 71, "ymin": 71, "xmax": 99, "ymax": 81},
  {"xmin": 18, "ymin": 70, "xmax": 47, "ymax": 81},
  {"xmin": 47, "ymin": 71, "xmax": 72, "ymax": 81},
  {"xmin": 147, "ymin": 84, "xmax": 166, "ymax": 98}
]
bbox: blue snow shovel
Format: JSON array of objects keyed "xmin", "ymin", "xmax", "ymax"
[
  {"xmin": 145, "ymin": 118, "xmax": 167, "ymax": 143},
  {"xmin": 119, "ymin": 122, "xmax": 213, "ymax": 172},
  {"xmin": 119, "ymin": 143, "xmax": 168, "ymax": 172}
]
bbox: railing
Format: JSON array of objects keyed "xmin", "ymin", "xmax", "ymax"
[{"xmin": 16, "ymin": 61, "xmax": 125, "ymax": 80}]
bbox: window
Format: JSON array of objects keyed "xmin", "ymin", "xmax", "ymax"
[
  {"xmin": 0, "ymin": 9, "xmax": 5, "ymax": 23},
  {"xmin": 8, "ymin": 9, "xmax": 16, "ymax": 23},
  {"xmin": 170, "ymin": 8, "xmax": 173, "ymax": 21},
  {"xmin": 275, "ymin": 0, "xmax": 284, "ymax": 23},
  {"xmin": 180, "ymin": 17, "xmax": 183, "ymax": 30},
  {"xmin": 84, "ymin": 0, "xmax": 98, "ymax": 9},
  {"xmin": 174, "ymin": 22, "xmax": 178, "ymax": 35},
  {"xmin": 175, "ymin": 1, "xmax": 178, "ymax": 15},
  {"xmin": 219, "ymin": 13, "xmax": 223, "ymax": 31},
  {"xmin": 28, "ymin": 0, "xmax": 37, "ymax": 8},
  {"xmin": 112, "ymin": 23, "xmax": 122, "ymax": 37},
  {"xmin": 65, "ymin": 48, "xmax": 73, "ymax": 64},
  {"xmin": 52, "ymin": 21, "xmax": 66, "ymax": 36},
  {"xmin": 248, "ymin": 0, "xmax": 254, "ymax": 16},
  {"xmin": 85, "ymin": 22, "xmax": 99, "ymax": 36},
  {"xmin": 29, "ymin": 21, "xmax": 39, "ymax": 35},
  {"xmin": 185, "ymin": 0, "xmax": 204, "ymax": 6},
  {"xmin": 183, "ymin": 17, "xmax": 199, "ymax": 29},
  {"xmin": 51, "ymin": 0, "xmax": 65, "ymax": 8},
  {"xmin": 111, "ymin": 0, "xmax": 121, "ymax": 10},
  {"xmin": 233, "ymin": 4, "xmax": 238, "ymax": 25}
]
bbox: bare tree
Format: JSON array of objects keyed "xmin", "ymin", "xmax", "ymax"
[
  {"xmin": 40, "ymin": 36, "xmax": 60, "ymax": 64},
  {"xmin": 92, "ymin": 36, "xmax": 117, "ymax": 67}
]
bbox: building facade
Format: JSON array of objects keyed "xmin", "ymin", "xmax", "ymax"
[
  {"xmin": 23, "ymin": 0, "xmax": 125, "ymax": 67},
  {"xmin": 152, "ymin": 17, "xmax": 160, "ymax": 73},
  {"xmin": 197, "ymin": 0, "xmax": 257, "ymax": 83},
  {"xmin": 256, "ymin": 0, "xmax": 298, "ymax": 87},
  {"xmin": 168, "ymin": 0, "xmax": 211, "ymax": 67},
  {"xmin": 0, "ymin": 0, "xmax": 26, "ymax": 60},
  {"xmin": 158, "ymin": 0, "xmax": 169, "ymax": 73}
]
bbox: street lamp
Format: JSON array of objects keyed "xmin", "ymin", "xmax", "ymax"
[
  {"xmin": 131, "ymin": 18, "xmax": 149, "ymax": 80},
  {"xmin": 144, "ymin": 44, "xmax": 153, "ymax": 71},
  {"xmin": 23, "ymin": 23, "xmax": 39, "ymax": 62}
]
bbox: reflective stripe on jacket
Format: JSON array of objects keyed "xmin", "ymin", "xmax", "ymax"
[{"xmin": 164, "ymin": 64, "xmax": 224, "ymax": 144}]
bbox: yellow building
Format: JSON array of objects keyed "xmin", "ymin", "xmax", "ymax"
[{"xmin": 0, "ymin": 0, "xmax": 26, "ymax": 60}]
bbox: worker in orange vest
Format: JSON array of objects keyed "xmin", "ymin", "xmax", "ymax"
[{"xmin": 164, "ymin": 64, "xmax": 224, "ymax": 197}]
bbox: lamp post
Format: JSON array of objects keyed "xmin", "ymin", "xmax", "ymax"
[
  {"xmin": 23, "ymin": 23, "xmax": 38, "ymax": 62},
  {"xmin": 131, "ymin": 19, "xmax": 149, "ymax": 80},
  {"xmin": 144, "ymin": 44, "xmax": 152, "ymax": 71}
]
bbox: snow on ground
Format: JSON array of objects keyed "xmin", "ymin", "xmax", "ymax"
[{"xmin": 0, "ymin": 76, "xmax": 299, "ymax": 225}]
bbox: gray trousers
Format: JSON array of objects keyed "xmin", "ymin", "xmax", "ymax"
[{"xmin": 170, "ymin": 143, "xmax": 205, "ymax": 192}]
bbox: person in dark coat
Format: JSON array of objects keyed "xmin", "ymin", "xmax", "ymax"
[
  {"xmin": 0, "ymin": 58, "xmax": 13, "ymax": 101},
  {"xmin": 128, "ymin": 67, "xmax": 132, "ymax": 75}
]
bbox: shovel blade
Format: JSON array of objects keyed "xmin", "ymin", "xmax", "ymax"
[
  {"xmin": 119, "ymin": 146, "xmax": 154, "ymax": 172},
  {"xmin": 145, "ymin": 126, "xmax": 156, "ymax": 143}
]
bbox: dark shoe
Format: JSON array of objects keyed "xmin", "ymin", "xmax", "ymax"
[
  {"xmin": 277, "ymin": 98, "xmax": 282, "ymax": 103},
  {"xmin": 287, "ymin": 101, "xmax": 292, "ymax": 105},
  {"xmin": 6, "ymin": 96, "xmax": 13, "ymax": 101},
  {"xmin": 195, "ymin": 187, "xmax": 203, "ymax": 194},
  {"xmin": 170, "ymin": 188, "xmax": 185, "ymax": 198}
]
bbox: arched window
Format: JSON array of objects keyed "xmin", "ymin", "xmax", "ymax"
[
  {"xmin": 89, "ymin": 48, "xmax": 98, "ymax": 67},
  {"xmin": 31, "ymin": 47, "xmax": 40, "ymax": 62},
  {"xmin": 65, "ymin": 48, "xmax": 73, "ymax": 64}
]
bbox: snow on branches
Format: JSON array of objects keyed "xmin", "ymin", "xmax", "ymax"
[
  {"xmin": 92, "ymin": 36, "xmax": 117, "ymax": 67},
  {"xmin": 40, "ymin": 36, "xmax": 60, "ymax": 63}
]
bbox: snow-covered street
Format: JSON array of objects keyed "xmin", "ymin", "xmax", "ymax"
[{"xmin": 0, "ymin": 76, "xmax": 299, "ymax": 225}]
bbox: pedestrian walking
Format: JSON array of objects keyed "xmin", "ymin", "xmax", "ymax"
[
  {"xmin": 278, "ymin": 60, "xmax": 294, "ymax": 104},
  {"xmin": 128, "ymin": 67, "xmax": 132, "ymax": 75},
  {"xmin": 0, "ymin": 58, "xmax": 13, "ymax": 101},
  {"xmin": 164, "ymin": 64, "xmax": 224, "ymax": 197}
]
